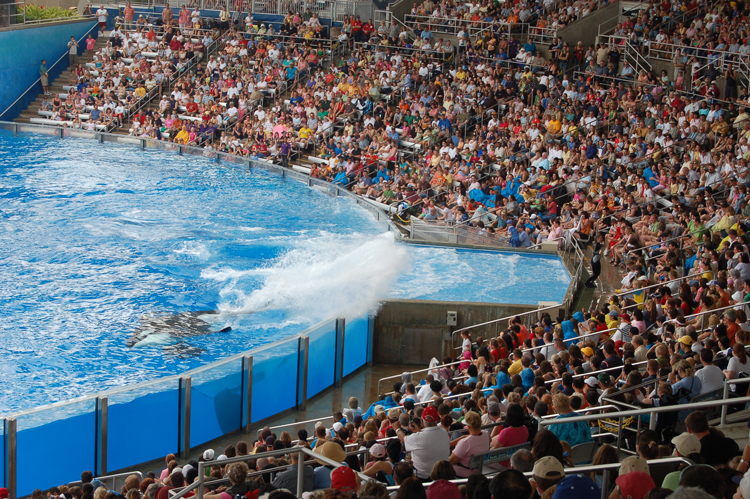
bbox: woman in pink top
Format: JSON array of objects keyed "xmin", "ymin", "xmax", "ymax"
[
  {"xmin": 449, "ymin": 411, "xmax": 489, "ymax": 477},
  {"xmin": 490, "ymin": 404, "xmax": 529, "ymax": 466},
  {"xmin": 159, "ymin": 453, "xmax": 177, "ymax": 480},
  {"xmin": 547, "ymin": 219, "xmax": 565, "ymax": 249}
]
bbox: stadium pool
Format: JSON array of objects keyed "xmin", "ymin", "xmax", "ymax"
[{"xmin": 0, "ymin": 132, "xmax": 570, "ymax": 415}]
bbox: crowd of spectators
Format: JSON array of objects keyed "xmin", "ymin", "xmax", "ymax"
[{"xmin": 49, "ymin": 297, "xmax": 750, "ymax": 499}]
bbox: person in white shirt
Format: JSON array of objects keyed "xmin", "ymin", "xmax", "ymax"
[
  {"xmin": 397, "ymin": 406, "xmax": 450, "ymax": 480},
  {"xmin": 96, "ymin": 5, "xmax": 108, "ymax": 35},
  {"xmin": 696, "ymin": 349, "xmax": 725, "ymax": 395}
]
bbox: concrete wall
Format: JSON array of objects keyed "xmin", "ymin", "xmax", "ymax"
[
  {"xmin": 0, "ymin": 18, "xmax": 98, "ymax": 119},
  {"xmin": 372, "ymin": 299, "xmax": 543, "ymax": 366},
  {"xmin": 559, "ymin": 0, "xmax": 620, "ymax": 49}
]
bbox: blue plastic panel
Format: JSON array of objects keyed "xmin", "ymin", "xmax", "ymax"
[
  {"xmin": 307, "ymin": 320, "xmax": 336, "ymax": 398},
  {"xmin": 189, "ymin": 357, "xmax": 244, "ymax": 448},
  {"xmin": 107, "ymin": 379, "xmax": 180, "ymax": 472},
  {"xmin": 251, "ymin": 338, "xmax": 298, "ymax": 423},
  {"xmin": 0, "ymin": 419, "xmax": 5, "ymax": 488},
  {"xmin": 16, "ymin": 399, "xmax": 96, "ymax": 496},
  {"xmin": 343, "ymin": 316, "xmax": 369, "ymax": 377}
]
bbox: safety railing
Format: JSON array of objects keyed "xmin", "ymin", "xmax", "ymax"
[
  {"xmin": 269, "ymin": 416, "xmax": 333, "ymax": 432},
  {"xmin": 67, "ymin": 471, "xmax": 143, "ymax": 492},
  {"xmin": 450, "ymin": 302, "xmax": 563, "ymax": 352},
  {"xmin": 540, "ymin": 396, "xmax": 750, "ymax": 454},
  {"xmin": 0, "ymin": 1, "xmax": 25, "ymax": 24},
  {"xmin": 408, "ymin": 218, "xmax": 511, "ymax": 248},
  {"xmin": 376, "ymin": 360, "xmax": 465, "ymax": 395},
  {"xmin": 720, "ymin": 376, "xmax": 750, "ymax": 425}
]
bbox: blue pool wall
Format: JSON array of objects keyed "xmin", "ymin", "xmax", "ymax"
[
  {"xmin": 0, "ymin": 19, "xmax": 102, "ymax": 121},
  {"xmin": 0, "ymin": 124, "xmax": 578, "ymax": 495}
]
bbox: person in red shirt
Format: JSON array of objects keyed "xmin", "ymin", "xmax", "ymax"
[
  {"xmin": 362, "ymin": 19, "xmax": 374, "ymax": 40},
  {"xmin": 351, "ymin": 16, "xmax": 363, "ymax": 42},
  {"xmin": 169, "ymin": 37, "xmax": 182, "ymax": 51}
]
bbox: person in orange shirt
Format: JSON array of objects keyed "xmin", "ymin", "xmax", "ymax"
[{"xmin": 723, "ymin": 309, "xmax": 739, "ymax": 345}]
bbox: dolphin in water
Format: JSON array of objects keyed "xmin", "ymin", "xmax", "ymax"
[{"xmin": 126, "ymin": 310, "xmax": 232, "ymax": 357}]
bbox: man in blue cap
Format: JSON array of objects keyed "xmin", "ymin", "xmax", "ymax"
[{"xmin": 552, "ymin": 474, "xmax": 601, "ymax": 499}]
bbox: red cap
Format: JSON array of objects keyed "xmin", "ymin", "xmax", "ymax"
[
  {"xmin": 422, "ymin": 406, "xmax": 439, "ymax": 423},
  {"xmin": 0, "ymin": 488, "xmax": 8, "ymax": 499},
  {"xmin": 616, "ymin": 471, "xmax": 656, "ymax": 499},
  {"xmin": 331, "ymin": 466, "xmax": 357, "ymax": 492}
]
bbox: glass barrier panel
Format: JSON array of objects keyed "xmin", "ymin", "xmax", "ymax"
[
  {"xmin": 307, "ymin": 320, "xmax": 336, "ymax": 398},
  {"xmin": 343, "ymin": 315, "xmax": 369, "ymax": 377},
  {"xmin": 16, "ymin": 399, "xmax": 97, "ymax": 496},
  {"xmin": 0, "ymin": 420, "xmax": 4, "ymax": 488},
  {"xmin": 189, "ymin": 357, "xmax": 244, "ymax": 448},
  {"xmin": 107, "ymin": 378, "xmax": 180, "ymax": 472},
  {"xmin": 251, "ymin": 338, "xmax": 299, "ymax": 423}
]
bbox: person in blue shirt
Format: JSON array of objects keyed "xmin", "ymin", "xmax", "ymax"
[
  {"xmin": 520, "ymin": 357, "xmax": 535, "ymax": 391},
  {"xmin": 374, "ymin": 164, "xmax": 390, "ymax": 184},
  {"xmin": 508, "ymin": 222, "xmax": 520, "ymax": 247},
  {"xmin": 523, "ymin": 41, "xmax": 536, "ymax": 54},
  {"xmin": 333, "ymin": 167, "xmax": 348, "ymax": 187},
  {"xmin": 286, "ymin": 65, "xmax": 297, "ymax": 80}
]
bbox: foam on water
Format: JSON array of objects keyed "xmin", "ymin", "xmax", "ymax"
[{"xmin": 211, "ymin": 232, "xmax": 410, "ymax": 323}]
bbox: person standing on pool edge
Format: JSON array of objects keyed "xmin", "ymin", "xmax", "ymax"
[
  {"xmin": 586, "ymin": 233, "xmax": 604, "ymax": 287},
  {"xmin": 39, "ymin": 60, "xmax": 49, "ymax": 96}
]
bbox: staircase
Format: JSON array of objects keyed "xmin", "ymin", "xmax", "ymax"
[{"xmin": 14, "ymin": 35, "xmax": 111, "ymax": 125}]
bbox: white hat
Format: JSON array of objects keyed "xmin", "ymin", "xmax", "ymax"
[
  {"xmin": 202, "ymin": 449, "xmax": 215, "ymax": 460},
  {"xmin": 217, "ymin": 454, "xmax": 227, "ymax": 461},
  {"xmin": 333, "ymin": 422, "xmax": 344, "ymax": 432},
  {"xmin": 171, "ymin": 467, "xmax": 183, "ymax": 476}
]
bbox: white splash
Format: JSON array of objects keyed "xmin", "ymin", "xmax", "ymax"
[{"xmin": 209, "ymin": 233, "xmax": 410, "ymax": 322}]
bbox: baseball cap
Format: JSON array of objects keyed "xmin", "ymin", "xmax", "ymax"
[
  {"xmin": 552, "ymin": 474, "xmax": 601, "ymax": 499},
  {"xmin": 677, "ymin": 336, "xmax": 693, "ymax": 346},
  {"xmin": 619, "ymin": 456, "xmax": 650, "ymax": 475},
  {"xmin": 533, "ymin": 456, "xmax": 565, "ymax": 480},
  {"xmin": 488, "ymin": 402, "xmax": 502, "ymax": 415},
  {"xmin": 427, "ymin": 479, "xmax": 462, "ymax": 499},
  {"xmin": 608, "ymin": 311, "xmax": 619, "ymax": 318},
  {"xmin": 581, "ymin": 347, "xmax": 594, "ymax": 357},
  {"xmin": 202, "ymin": 448, "xmax": 215, "ymax": 460},
  {"xmin": 584, "ymin": 377, "xmax": 599, "ymax": 388},
  {"xmin": 333, "ymin": 422, "xmax": 344, "ymax": 432},
  {"xmin": 423, "ymin": 406, "xmax": 439, "ymax": 423},
  {"xmin": 0, "ymin": 488, "xmax": 8, "ymax": 499},
  {"xmin": 616, "ymin": 471, "xmax": 656, "ymax": 499},
  {"xmin": 672, "ymin": 432, "xmax": 701, "ymax": 456},
  {"xmin": 331, "ymin": 466, "xmax": 357, "ymax": 492},
  {"xmin": 733, "ymin": 475, "xmax": 750, "ymax": 499},
  {"xmin": 369, "ymin": 443, "xmax": 387, "ymax": 459},
  {"xmin": 597, "ymin": 373, "xmax": 612, "ymax": 385}
]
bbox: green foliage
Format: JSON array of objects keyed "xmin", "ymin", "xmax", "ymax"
[{"xmin": 18, "ymin": 4, "xmax": 80, "ymax": 21}]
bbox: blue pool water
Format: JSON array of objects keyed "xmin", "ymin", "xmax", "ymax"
[{"xmin": 0, "ymin": 132, "xmax": 569, "ymax": 415}]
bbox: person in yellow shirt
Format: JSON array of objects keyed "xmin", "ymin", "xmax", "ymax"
[
  {"xmin": 134, "ymin": 83, "xmax": 146, "ymax": 100},
  {"xmin": 174, "ymin": 125, "xmax": 189, "ymax": 145},
  {"xmin": 298, "ymin": 125, "xmax": 313, "ymax": 150},
  {"xmin": 546, "ymin": 117, "xmax": 562, "ymax": 141},
  {"xmin": 508, "ymin": 349, "xmax": 524, "ymax": 376},
  {"xmin": 455, "ymin": 68, "xmax": 467, "ymax": 80}
]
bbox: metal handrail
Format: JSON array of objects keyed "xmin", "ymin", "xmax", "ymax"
[
  {"xmin": 540, "ymin": 404, "xmax": 620, "ymax": 419},
  {"xmin": 67, "ymin": 470, "xmax": 143, "ymax": 490},
  {"xmin": 376, "ymin": 360, "xmax": 464, "ymax": 395},
  {"xmin": 269, "ymin": 416, "xmax": 332, "ymax": 431},
  {"xmin": 720, "ymin": 377, "xmax": 750, "ymax": 425},
  {"xmin": 543, "ymin": 360, "xmax": 649, "ymax": 386},
  {"xmin": 450, "ymin": 302, "xmax": 562, "ymax": 350},
  {"xmin": 539, "ymin": 395, "xmax": 750, "ymax": 428},
  {"xmin": 0, "ymin": 21, "xmax": 99, "ymax": 120}
]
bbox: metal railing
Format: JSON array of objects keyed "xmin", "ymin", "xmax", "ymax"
[
  {"xmin": 450, "ymin": 302, "xmax": 563, "ymax": 352},
  {"xmin": 68, "ymin": 471, "xmax": 143, "ymax": 492},
  {"xmin": 409, "ymin": 218, "xmax": 511, "ymax": 248},
  {"xmin": 376, "ymin": 360, "xmax": 465, "ymax": 395},
  {"xmin": 720, "ymin": 377, "xmax": 750, "ymax": 425}
]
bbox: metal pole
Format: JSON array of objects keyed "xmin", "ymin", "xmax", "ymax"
[
  {"xmin": 198, "ymin": 462, "xmax": 205, "ymax": 499},
  {"xmin": 335, "ymin": 318, "xmax": 346, "ymax": 387},
  {"xmin": 244, "ymin": 355, "xmax": 253, "ymax": 433},
  {"xmin": 296, "ymin": 448, "xmax": 305, "ymax": 498},
  {"xmin": 600, "ymin": 469, "xmax": 610, "ymax": 499},
  {"xmin": 721, "ymin": 381, "xmax": 729, "ymax": 425},
  {"xmin": 181, "ymin": 376, "xmax": 192, "ymax": 459},
  {"xmin": 7, "ymin": 418, "xmax": 16, "ymax": 499},
  {"xmin": 97, "ymin": 397, "xmax": 108, "ymax": 476},
  {"xmin": 298, "ymin": 336, "xmax": 309, "ymax": 410},
  {"xmin": 617, "ymin": 416, "xmax": 622, "ymax": 454}
]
